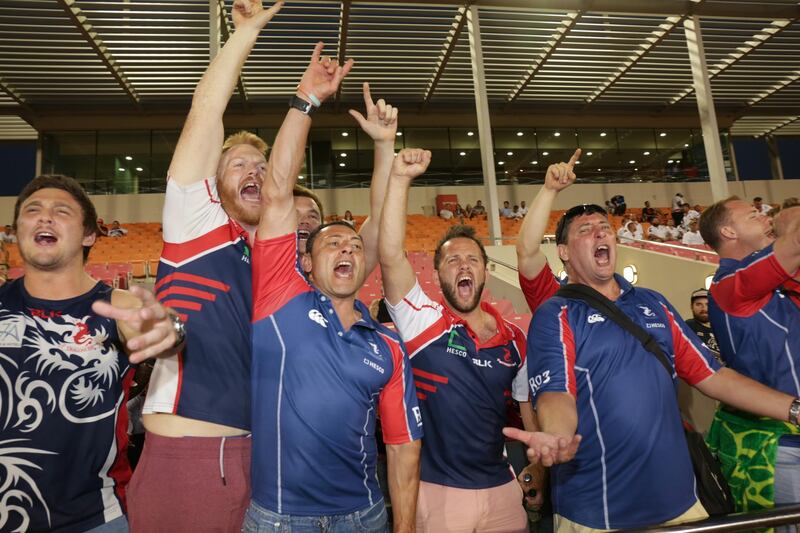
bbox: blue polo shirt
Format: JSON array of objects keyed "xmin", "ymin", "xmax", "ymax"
[
  {"xmin": 709, "ymin": 243, "xmax": 800, "ymax": 395},
  {"xmin": 250, "ymin": 233, "xmax": 423, "ymax": 515},
  {"xmin": 528, "ymin": 275, "xmax": 720, "ymax": 529}
]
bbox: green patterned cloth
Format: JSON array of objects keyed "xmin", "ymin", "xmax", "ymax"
[{"xmin": 706, "ymin": 406, "xmax": 800, "ymax": 515}]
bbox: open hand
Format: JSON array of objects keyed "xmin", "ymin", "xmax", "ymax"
[
  {"xmin": 503, "ymin": 426, "xmax": 581, "ymax": 467},
  {"xmin": 92, "ymin": 285, "xmax": 180, "ymax": 364}
]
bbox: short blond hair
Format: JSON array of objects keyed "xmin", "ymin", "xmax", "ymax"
[{"xmin": 221, "ymin": 130, "xmax": 268, "ymax": 156}]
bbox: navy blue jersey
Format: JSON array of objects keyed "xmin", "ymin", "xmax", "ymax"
[
  {"xmin": 250, "ymin": 233, "xmax": 423, "ymax": 515},
  {"xmin": 387, "ymin": 282, "xmax": 529, "ymax": 489},
  {"xmin": 709, "ymin": 244, "xmax": 800, "ymax": 394},
  {"xmin": 144, "ymin": 177, "xmax": 252, "ymax": 429},
  {"xmin": 0, "ymin": 279, "xmax": 132, "ymax": 532},
  {"xmin": 529, "ymin": 275, "xmax": 720, "ymax": 529}
]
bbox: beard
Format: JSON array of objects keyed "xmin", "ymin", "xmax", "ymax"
[
  {"xmin": 218, "ymin": 183, "xmax": 260, "ymax": 227},
  {"xmin": 441, "ymin": 278, "xmax": 485, "ymax": 314}
]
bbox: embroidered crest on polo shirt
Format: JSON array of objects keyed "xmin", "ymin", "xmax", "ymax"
[
  {"xmin": 587, "ymin": 313, "xmax": 605, "ymax": 324},
  {"xmin": 308, "ymin": 309, "xmax": 328, "ymax": 328}
]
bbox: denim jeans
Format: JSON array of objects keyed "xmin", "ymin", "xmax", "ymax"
[
  {"xmin": 242, "ymin": 499, "xmax": 388, "ymax": 533},
  {"xmin": 85, "ymin": 515, "xmax": 129, "ymax": 533}
]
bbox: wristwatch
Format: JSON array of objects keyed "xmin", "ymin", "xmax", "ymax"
[
  {"xmin": 789, "ymin": 398, "xmax": 800, "ymax": 427},
  {"xmin": 169, "ymin": 313, "xmax": 186, "ymax": 348},
  {"xmin": 289, "ymin": 95, "xmax": 316, "ymax": 116}
]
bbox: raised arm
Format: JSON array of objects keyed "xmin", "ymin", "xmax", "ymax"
[
  {"xmin": 257, "ymin": 43, "xmax": 353, "ymax": 240},
  {"xmin": 379, "ymin": 148, "xmax": 432, "ymax": 305},
  {"xmin": 774, "ymin": 206, "xmax": 800, "ymax": 275},
  {"xmin": 169, "ymin": 0, "xmax": 283, "ymax": 186},
  {"xmin": 517, "ymin": 148, "xmax": 580, "ymax": 279},
  {"xmin": 349, "ymin": 82, "xmax": 398, "ymax": 275}
]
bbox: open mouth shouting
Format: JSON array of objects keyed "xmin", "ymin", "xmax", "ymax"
[
  {"xmin": 456, "ymin": 274, "xmax": 474, "ymax": 299},
  {"xmin": 333, "ymin": 259, "xmax": 354, "ymax": 279},
  {"xmin": 239, "ymin": 181, "xmax": 261, "ymax": 203},
  {"xmin": 34, "ymin": 230, "xmax": 58, "ymax": 246},
  {"xmin": 593, "ymin": 244, "xmax": 610, "ymax": 266}
]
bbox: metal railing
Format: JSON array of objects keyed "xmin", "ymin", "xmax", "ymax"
[
  {"xmin": 631, "ymin": 504, "xmax": 800, "ymax": 532},
  {"xmin": 621, "ymin": 236, "xmax": 718, "ymax": 258}
]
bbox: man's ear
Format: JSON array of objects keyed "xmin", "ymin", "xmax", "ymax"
[
  {"xmin": 82, "ymin": 232, "xmax": 97, "ymax": 248},
  {"xmin": 719, "ymin": 224, "xmax": 736, "ymax": 242},
  {"xmin": 558, "ymin": 243, "xmax": 569, "ymax": 262},
  {"xmin": 300, "ymin": 252, "xmax": 312, "ymax": 275}
]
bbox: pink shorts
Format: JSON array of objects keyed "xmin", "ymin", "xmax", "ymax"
[
  {"xmin": 127, "ymin": 432, "xmax": 251, "ymax": 533},
  {"xmin": 416, "ymin": 478, "xmax": 528, "ymax": 533}
]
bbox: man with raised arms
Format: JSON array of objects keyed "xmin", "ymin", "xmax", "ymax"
[
  {"xmin": 247, "ymin": 124, "xmax": 421, "ymax": 530},
  {"xmin": 379, "ymin": 149, "xmax": 559, "ymax": 532}
]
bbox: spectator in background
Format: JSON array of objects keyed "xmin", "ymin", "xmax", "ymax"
[
  {"xmin": 665, "ymin": 218, "xmax": 682, "ymax": 241},
  {"xmin": 96, "ymin": 218, "xmax": 109, "ymax": 237},
  {"xmin": 454, "ymin": 203, "xmax": 466, "ymax": 218},
  {"xmin": 439, "ymin": 207, "xmax": 454, "ymax": 220},
  {"xmin": 648, "ymin": 215, "xmax": 670, "ymax": 242},
  {"xmin": 642, "ymin": 200, "xmax": 657, "ymax": 222},
  {"xmin": 680, "ymin": 203, "xmax": 700, "ymax": 230},
  {"xmin": 500, "ymin": 200, "xmax": 513, "ymax": 218},
  {"xmin": 618, "ymin": 220, "xmax": 639, "ymax": 244},
  {"xmin": 685, "ymin": 288, "xmax": 722, "ymax": 364},
  {"xmin": 464, "ymin": 204, "xmax": 473, "ymax": 218},
  {"xmin": 681, "ymin": 219, "xmax": 705, "ymax": 245},
  {"xmin": 1, "ymin": 224, "xmax": 17, "ymax": 243},
  {"xmin": 753, "ymin": 196, "xmax": 772, "ymax": 215},
  {"xmin": 0, "ymin": 224, "xmax": 11, "ymax": 242},
  {"xmin": 610, "ymin": 194, "xmax": 626, "ymax": 216},
  {"xmin": 511, "ymin": 205, "xmax": 524, "ymax": 219},
  {"xmin": 471, "ymin": 200, "xmax": 486, "ymax": 217},
  {"xmin": 672, "ymin": 192, "xmax": 686, "ymax": 226},
  {"xmin": 519, "ymin": 200, "xmax": 528, "ymax": 216},
  {"xmin": 342, "ymin": 209, "xmax": 356, "ymax": 227},
  {"xmin": 108, "ymin": 220, "xmax": 128, "ymax": 237}
]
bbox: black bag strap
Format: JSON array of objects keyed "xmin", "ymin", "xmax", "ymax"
[{"xmin": 555, "ymin": 284, "xmax": 673, "ymax": 379}]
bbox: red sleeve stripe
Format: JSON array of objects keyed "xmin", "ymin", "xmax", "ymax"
[
  {"xmin": 156, "ymin": 286, "xmax": 217, "ymax": 302},
  {"xmin": 161, "ymin": 299, "xmax": 202, "ymax": 311},
  {"xmin": 505, "ymin": 319, "xmax": 527, "ymax": 365},
  {"xmin": 714, "ymin": 252, "xmax": 775, "ymax": 284},
  {"xmin": 155, "ymin": 272, "xmax": 231, "ymax": 292},
  {"xmin": 377, "ymin": 333, "xmax": 414, "ymax": 444},
  {"xmin": 412, "ymin": 367, "xmax": 449, "ymax": 384},
  {"xmin": 160, "ymin": 224, "xmax": 238, "ymax": 265},
  {"xmin": 404, "ymin": 316, "xmax": 450, "ymax": 357},
  {"xmin": 417, "ymin": 392, "xmax": 427, "ymax": 400},
  {"xmin": 661, "ymin": 303, "xmax": 715, "ymax": 384},
  {"xmin": 558, "ymin": 305, "xmax": 578, "ymax": 398},
  {"xmin": 414, "ymin": 380, "xmax": 437, "ymax": 393},
  {"xmin": 204, "ymin": 179, "xmax": 221, "ymax": 204},
  {"xmin": 401, "ymin": 296, "xmax": 440, "ymax": 313}
]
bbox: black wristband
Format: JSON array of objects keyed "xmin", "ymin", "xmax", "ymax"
[{"xmin": 289, "ymin": 95, "xmax": 316, "ymax": 116}]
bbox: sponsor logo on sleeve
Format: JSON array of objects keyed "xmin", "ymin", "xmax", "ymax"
[
  {"xmin": 412, "ymin": 406, "xmax": 422, "ymax": 426},
  {"xmin": 529, "ymin": 370, "xmax": 551, "ymax": 394}
]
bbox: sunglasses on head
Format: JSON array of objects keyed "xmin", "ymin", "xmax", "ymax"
[{"xmin": 555, "ymin": 204, "xmax": 608, "ymax": 244}]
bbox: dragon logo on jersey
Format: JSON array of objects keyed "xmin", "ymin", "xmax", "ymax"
[
  {"xmin": 638, "ymin": 305, "xmax": 656, "ymax": 318},
  {"xmin": 0, "ymin": 309, "xmax": 123, "ymax": 531}
]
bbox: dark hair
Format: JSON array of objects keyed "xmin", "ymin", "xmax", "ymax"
[
  {"xmin": 753, "ymin": 196, "xmax": 763, "ymax": 202},
  {"xmin": 555, "ymin": 204, "xmax": 607, "ymax": 245},
  {"xmin": 699, "ymin": 195, "xmax": 740, "ymax": 251},
  {"xmin": 293, "ymin": 184, "xmax": 324, "ymax": 220},
  {"xmin": 14, "ymin": 174, "xmax": 98, "ymax": 261},
  {"xmin": 433, "ymin": 225, "xmax": 488, "ymax": 269},
  {"xmin": 305, "ymin": 221, "xmax": 358, "ymax": 255}
]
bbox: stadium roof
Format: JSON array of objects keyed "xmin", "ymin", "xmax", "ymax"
[{"xmin": 0, "ymin": 0, "xmax": 798, "ymax": 137}]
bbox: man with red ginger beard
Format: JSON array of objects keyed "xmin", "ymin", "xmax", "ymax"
[
  {"xmin": 379, "ymin": 148, "xmax": 542, "ymax": 532},
  {"xmin": 505, "ymin": 203, "xmax": 800, "ymax": 530}
]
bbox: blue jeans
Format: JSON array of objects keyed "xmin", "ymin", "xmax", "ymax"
[
  {"xmin": 242, "ymin": 499, "xmax": 388, "ymax": 533},
  {"xmin": 85, "ymin": 515, "xmax": 129, "ymax": 533}
]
